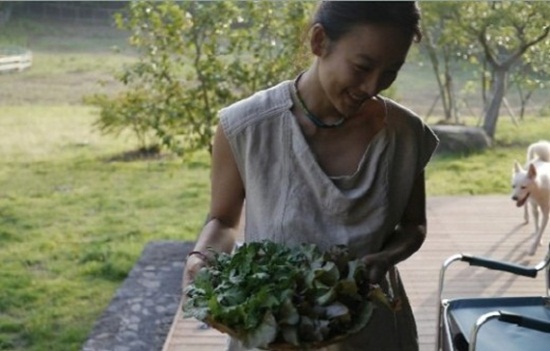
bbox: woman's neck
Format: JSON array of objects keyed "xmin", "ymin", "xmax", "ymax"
[{"xmin": 295, "ymin": 68, "xmax": 346, "ymax": 125}]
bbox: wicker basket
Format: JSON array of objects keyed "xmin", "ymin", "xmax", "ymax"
[
  {"xmin": 188, "ymin": 242, "xmax": 390, "ymax": 350},
  {"xmin": 262, "ymin": 335, "xmax": 347, "ymax": 350},
  {"xmin": 206, "ymin": 317, "xmax": 349, "ymax": 350}
]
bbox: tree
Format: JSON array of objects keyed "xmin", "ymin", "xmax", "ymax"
[
  {"xmin": 419, "ymin": 2, "xmax": 467, "ymax": 123},
  {"xmin": 0, "ymin": 2, "xmax": 16, "ymax": 26},
  {"xmin": 419, "ymin": 2, "xmax": 550, "ymax": 133},
  {"xmin": 87, "ymin": 0, "xmax": 314, "ymax": 157},
  {"xmin": 509, "ymin": 37, "xmax": 550, "ymax": 119},
  {"xmin": 460, "ymin": 2, "xmax": 550, "ymax": 139}
]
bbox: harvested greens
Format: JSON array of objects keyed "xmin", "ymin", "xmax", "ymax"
[{"xmin": 183, "ymin": 241, "xmax": 386, "ymax": 349}]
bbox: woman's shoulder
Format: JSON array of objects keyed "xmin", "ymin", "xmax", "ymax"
[
  {"xmin": 382, "ymin": 96, "xmax": 423, "ymax": 124},
  {"xmin": 382, "ymin": 96, "xmax": 439, "ymax": 154},
  {"xmin": 383, "ymin": 96, "xmax": 436, "ymax": 133},
  {"xmin": 219, "ymin": 80, "xmax": 293, "ymax": 135}
]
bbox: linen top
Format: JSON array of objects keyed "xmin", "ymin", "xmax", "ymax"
[
  {"xmin": 218, "ymin": 80, "xmax": 438, "ymax": 351},
  {"xmin": 220, "ymin": 80, "xmax": 438, "ymax": 259}
]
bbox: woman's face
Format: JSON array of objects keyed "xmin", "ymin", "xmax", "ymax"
[{"xmin": 313, "ymin": 23, "xmax": 412, "ymax": 117}]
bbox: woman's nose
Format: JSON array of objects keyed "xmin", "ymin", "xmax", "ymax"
[{"xmin": 358, "ymin": 74, "xmax": 381, "ymax": 97}]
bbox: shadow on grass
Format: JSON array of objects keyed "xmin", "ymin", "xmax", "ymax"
[{"xmin": 103, "ymin": 146, "xmax": 167, "ymax": 163}]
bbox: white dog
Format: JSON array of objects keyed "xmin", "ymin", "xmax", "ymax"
[{"xmin": 511, "ymin": 140, "xmax": 550, "ymax": 255}]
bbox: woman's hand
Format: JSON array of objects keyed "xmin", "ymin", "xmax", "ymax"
[
  {"xmin": 362, "ymin": 171, "xmax": 428, "ymax": 285},
  {"xmin": 182, "ymin": 254, "xmax": 208, "ymax": 303},
  {"xmin": 180, "ymin": 123, "xmax": 243, "ymax": 300},
  {"xmin": 362, "ymin": 252, "xmax": 391, "ymax": 284}
]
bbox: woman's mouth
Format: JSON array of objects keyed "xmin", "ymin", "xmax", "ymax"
[{"xmin": 347, "ymin": 92, "xmax": 370, "ymax": 106}]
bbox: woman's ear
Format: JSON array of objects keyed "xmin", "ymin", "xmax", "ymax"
[{"xmin": 310, "ymin": 23, "xmax": 329, "ymax": 57}]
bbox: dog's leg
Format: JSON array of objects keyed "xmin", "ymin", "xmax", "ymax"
[
  {"xmin": 524, "ymin": 203, "xmax": 529, "ymax": 223},
  {"xmin": 538, "ymin": 206, "xmax": 548, "ymax": 245},
  {"xmin": 528, "ymin": 203, "xmax": 541, "ymax": 255},
  {"xmin": 533, "ymin": 203, "xmax": 540, "ymax": 233},
  {"xmin": 530, "ymin": 211, "xmax": 548, "ymax": 255}
]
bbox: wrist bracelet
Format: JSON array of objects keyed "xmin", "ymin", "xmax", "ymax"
[{"xmin": 187, "ymin": 250, "xmax": 209, "ymax": 262}]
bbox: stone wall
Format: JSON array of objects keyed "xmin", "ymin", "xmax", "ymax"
[{"xmin": 82, "ymin": 241, "xmax": 193, "ymax": 351}]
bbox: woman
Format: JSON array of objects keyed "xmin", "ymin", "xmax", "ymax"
[{"xmin": 183, "ymin": 2, "xmax": 438, "ymax": 350}]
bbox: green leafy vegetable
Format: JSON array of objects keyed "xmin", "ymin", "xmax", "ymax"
[{"xmin": 183, "ymin": 241, "xmax": 383, "ymax": 349}]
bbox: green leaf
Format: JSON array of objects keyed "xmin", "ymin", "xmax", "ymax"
[
  {"xmin": 281, "ymin": 325, "xmax": 299, "ymax": 345},
  {"xmin": 241, "ymin": 311, "xmax": 278, "ymax": 349},
  {"xmin": 277, "ymin": 299, "xmax": 300, "ymax": 326},
  {"xmin": 313, "ymin": 261, "xmax": 340, "ymax": 286},
  {"xmin": 315, "ymin": 287, "xmax": 336, "ymax": 306},
  {"xmin": 184, "ymin": 240, "xmax": 379, "ymax": 346},
  {"xmin": 324, "ymin": 302, "xmax": 349, "ymax": 320}
]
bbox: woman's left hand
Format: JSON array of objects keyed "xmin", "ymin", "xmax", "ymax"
[{"xmin": 362, "ymin": 252, "xmax": 391, "ymax": 284}]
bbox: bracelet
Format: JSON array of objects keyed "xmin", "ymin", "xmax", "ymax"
[{"xmin": 187, "ymin": 250, "xmax": 209, "ymax": 262}]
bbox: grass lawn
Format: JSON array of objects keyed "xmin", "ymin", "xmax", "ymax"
[
  {"xmin": 427, "ymin": 116, "xmax": 550, "ymax": 195},
  {"xmin": 0, "ymin": 15, "xmax": 549, "ymax": 351},
  {"xmin": 0, "ymin": 105, "xmax": 210, "ymax": 351},
  {"xmin": 0, "ymin": 19, "xmax": 211, "ymax": 351}
]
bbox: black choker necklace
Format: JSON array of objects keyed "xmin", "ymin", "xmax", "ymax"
[{"xmin": 292, "ymin": 73, "xmax": 346, "ymax": 128}]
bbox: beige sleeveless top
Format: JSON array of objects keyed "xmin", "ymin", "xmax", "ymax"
[{"xmin": 219, "ymin": 80, "xmax": 438, "ymax": 351}]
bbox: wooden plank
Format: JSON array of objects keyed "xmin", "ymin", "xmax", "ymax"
[
  {"xmin": 163, "ymin": 195, "xmax": 548, "ymax": 351},
  {"xmin": 0, "ymin": 52, "xmax": 32, "ymax": 72}
]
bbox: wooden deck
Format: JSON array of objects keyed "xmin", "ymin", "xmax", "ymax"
[{"xmin": 162, "ymin": 195, "xmax": 549, "ymax": 351}]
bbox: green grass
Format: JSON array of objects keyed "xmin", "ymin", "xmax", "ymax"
[
  {"xmin": 0, "ymin": 18, "xmax": 135, "ymax": 106},
  {"xmin": 0, "ymin": 106, "xmax": 210, "ymax": 351},
  {"xmin": 0, "ymin": 18, "xmax": 210, "ymax": 350},
  {"xmin": 1, "ymin": 14, "xmax": 549, "ymax": 351},
  {"xmin": 425, "ymin": 115, "xmax": 550, "ymax": 195},
  {"xmin": 0, "ymin": 52, "xmax": 135, "ymax": 105}
]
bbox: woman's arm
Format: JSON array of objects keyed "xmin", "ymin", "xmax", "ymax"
[
  {"xmin": 363, "ymin": 171, "xmax": 427, "ymax": 283},
  {"xmin": 182, "ymin": 123, "xmax": 245, "ymax": 290}
]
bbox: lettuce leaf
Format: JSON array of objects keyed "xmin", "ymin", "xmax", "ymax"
[{"xmin": 184, "ymin": 240, "xmax": 380, "ymax": 348}]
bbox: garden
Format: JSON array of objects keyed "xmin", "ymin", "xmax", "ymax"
[{"xmin": 0, "ymin": 2, "xmax": 549, "ymax": 350}]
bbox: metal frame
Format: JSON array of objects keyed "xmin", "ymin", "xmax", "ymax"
[{"xmin": 435, "ymin": 245, "xmax": 550, "ymax": 351}]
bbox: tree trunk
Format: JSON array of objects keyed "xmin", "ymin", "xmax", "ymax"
[
  {"xmin": 517, "ymin": 86, "xmax": 533, "ymax": 120},
  {"xmin": 424, "ymin": 44, "xmax": 451, "ymax": 121},
  {"xmin": 443, "ymin": 57, "xmax": 454, "ymax": 121},
  {"xmin": 482, "ymin": 68, "xmax": 507, "ymax": 139},
  {"xmin": 0, "ymin": 3, "xmax": 13, "ymax": 26}
]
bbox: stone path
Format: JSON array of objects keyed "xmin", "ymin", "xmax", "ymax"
[{"xmin": 82, "ymin": 241, "xmax": 194, "ymax": 351}]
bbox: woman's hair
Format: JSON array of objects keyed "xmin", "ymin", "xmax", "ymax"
[{"xmin": 312, "ymin": 1, "xmax": 422, "ymax": 43}]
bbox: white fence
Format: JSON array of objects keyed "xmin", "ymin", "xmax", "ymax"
[{"xmin": 0, "ymin": 50, "xmax": 32, "ymax": 73}]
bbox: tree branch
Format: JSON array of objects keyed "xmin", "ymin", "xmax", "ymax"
[
  {"xmin": 478, "ymin": 26, "xmax": 499, "ymax": 68},
  {"xmin": 506, "ymin": 25, "xmax": 550, "ymax": 67}
]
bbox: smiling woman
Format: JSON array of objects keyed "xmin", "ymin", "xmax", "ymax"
[{"xmin": 182, "ymin": 2, "xmax": 439, "ymax": 351}]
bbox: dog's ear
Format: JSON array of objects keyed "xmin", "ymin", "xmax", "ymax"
[
  {"xmin": 528, "ymin": 163, "xmax": 537, "ymax": 178},
  {"xmin": 514, "ymin": 160, "xmax": 522, "ymax": 173}
]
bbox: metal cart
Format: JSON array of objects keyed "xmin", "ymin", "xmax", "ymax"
[{"xmin": 436, "ymin": 245, "xmax": 550, "ymax": 351}]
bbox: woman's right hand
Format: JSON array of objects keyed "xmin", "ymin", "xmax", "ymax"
[
  {"xmin": 182, "ymin": 254, "xmax": 208, "ymax": 304},
  {"xmin": 182, "ymin": 124, "xmax": 244, "ymax": 303}
]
